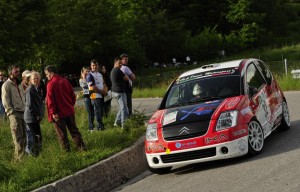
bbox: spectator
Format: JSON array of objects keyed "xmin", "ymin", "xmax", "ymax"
[
  {"xmin": 1, "ymin": 65, "xmax": 26, "ymax": 160},
  {"xmin": 186, "ymin": 56, "xmax": 191, "ymax": 65},
  {"xmin": 172, "ymin": 57, "xmax": 176, "ymax": 65},
  {"xmin": 120, "ymin": 53, "xmax": 136, "ymax": 116},
  {"xmin": 24, "ymin": 71, "xmax": 43, "ymax": 157},
  {"xmin": 0, "ymin": 70, "xmax": 6, "ymax": 118},
  {"xmin": 19, "ymin": 70, "xmax": 33, "ymax": 155},
  {"xmin": 87, "ymin": 59, "xmax": 107, "ymax": 131},
  {"xmin": 44, "ymin": 65, "xmax": 86, "ymax": 152},
  {"xmin": 100, "ymin": 64, "xmax": 112, "ymax": 117},
  {"xmin": 19, "ymin": 70, "xmax": 31, "ymax": 94},
  {"xmin": 111, "ymin": 57, "xmax": 129, "ymax": 128},
  {"xmin": 79, "ymin": 66, "xmax": 95, "ymax": 131}
]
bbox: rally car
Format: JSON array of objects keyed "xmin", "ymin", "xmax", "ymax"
[{"xmin": 145, "ymin": 58, "xmax": 291, "ymax": 174}]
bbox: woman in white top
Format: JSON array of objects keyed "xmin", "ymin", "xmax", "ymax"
[{"xmin": 79, "ymin": 66, "xmax": 95, "ymax": 131}]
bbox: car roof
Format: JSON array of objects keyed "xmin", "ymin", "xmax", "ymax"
[{"xmin": 179, "ymin": 59, "xmax": 245, "ymax": 78}]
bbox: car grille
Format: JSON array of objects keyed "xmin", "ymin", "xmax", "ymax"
[
  {"xmin": 160, "ymin": 147, "xmax": 216, "ymax": 163},
  {"xmin": 162, "ymin": 121, "xmax": 209, "ymax": 141}
]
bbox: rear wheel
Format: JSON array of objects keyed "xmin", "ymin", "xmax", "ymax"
[
  {"xmin": 278, "ymin": 100, "xmax": 291, "ymax": 131},
  {"xmin": 248, "ymin": 120, "xmax": 264, "ymax": 156},
  {"xmin": 147, "ymin": 165, "xmax": 172, "ymax": 174}
]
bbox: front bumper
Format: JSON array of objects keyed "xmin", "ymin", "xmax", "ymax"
[{"xmin": 146, "ymin": 136, "xmax": 248, "ymax": 168}]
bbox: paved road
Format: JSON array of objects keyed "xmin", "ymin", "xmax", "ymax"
[
  {"xmin": 111, "ymin": 97, "xmax": 162, "ymax": 118},
  {"xmin": 74, "ymin": 87, "xmax": 162, "ymax": 119},
  {"xmin": 112, "ymin": 91, "xmax": 300, "ymax": 192}
]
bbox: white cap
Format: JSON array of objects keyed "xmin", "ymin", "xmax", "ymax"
[{"xmin": 22, "ymin": 70, "xmax": 31, "ymax": 77}]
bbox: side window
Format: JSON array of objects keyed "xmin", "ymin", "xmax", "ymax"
[
  {"xmin": 166, "ymin": 86, "xmax": 180, "ymax": 106},
  {"xmin": 166, "ymin": 84, "xmax": 187, "ymax": 107},
  {"xmin": 246, "ymin": 63, "xmax": 266, "ymax": 93},
  {"xmin": 256, "ymin": 61, "xmax": 272, "ymax": 85}
]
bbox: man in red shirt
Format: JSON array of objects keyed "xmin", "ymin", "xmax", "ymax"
[{"xmin": 44, "ymin": 65, "xmax": 85, "ymax": 152}]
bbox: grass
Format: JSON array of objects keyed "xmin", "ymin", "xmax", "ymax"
[
  {"xmin": 0, "ymin": 105, "xmax": 146, "ymax": 192},
  {"xmin": 276, "ymin": 74, "xmax": 300, "ymax": 91},
  {"xmin": 133, "ymin": 87, "xmax": 167, "ymax": 98}
]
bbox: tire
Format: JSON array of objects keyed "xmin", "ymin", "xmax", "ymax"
[
  {"xmin": 147, "ymin": 165, "xmax": 172, "ymax": 174},
  {"xmin": 278, "ymin": 100, "xmax": 291, "ymax": 131},
  {"xmin": 248, "ymin": 120, "xmax": 264, "ymax": 156}
]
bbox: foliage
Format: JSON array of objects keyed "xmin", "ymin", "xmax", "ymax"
[
  {"xmin": 0, "ymin": 107, "xmax": 145, "ymax": 191},
  {"xmin": 1, "ymin": 0, "xmax": 299, "ymax": 73},
  {"xmin": 186, "ymin": 27, "xmax": 223, "ymax": 60}
]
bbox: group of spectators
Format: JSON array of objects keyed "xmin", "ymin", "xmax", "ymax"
[
  {"xmin": 0, "ymin": 65, "xmax": 86, "ymax": 161},
  {"xmin": 0, "ymin": 53, "xmax": 135, "ymax": 161},
  {"xmin": 79, "ymin": 54, "xmax": 135, "ymax": 131}
]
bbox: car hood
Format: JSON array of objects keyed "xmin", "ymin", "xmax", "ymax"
[{"xmin": 162, "ymin": 99, "xmax": 224, "ymax": 127}]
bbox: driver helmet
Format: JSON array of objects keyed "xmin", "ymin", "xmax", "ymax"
[{"xmin": 193, "ymin": 83, "xmax": 202, "ymax": 96}]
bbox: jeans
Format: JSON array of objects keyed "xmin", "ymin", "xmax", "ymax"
[
  {"xmin": 25, "ymin": 123, "xmax": 42, "ymax": 156},
  {"xmin": 91, "ymin": 98, "xmax": 104, "ymax": 130},
  {"xmin": 103, "ymin": 99, "xmax": 111, "ymax": 117},
  {"xmin": 84, "ymin": 97, "xmax": 94, "ymax": 130},
  {"xmin": 125, "ymin": 90, "xmax": 132, "ymax": 116},
  {"xmin": 113, "ymin": 92, "xmax": 129, "ymax": 127},
  {"xmin": 0, "ymin": 100, "xmax": 5, "ymax": 117}
]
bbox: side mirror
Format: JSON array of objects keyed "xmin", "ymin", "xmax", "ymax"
[{"xmin": 249, "ymin": 86, "xmax": 258, "ymax": 97}]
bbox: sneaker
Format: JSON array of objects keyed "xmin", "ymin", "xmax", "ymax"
[
  {"xmin": 97, "ymin": 127, "xmax": 105, "ymax": 131},
  {"xmin": 89, "ymin": 129, "xmax": 94, "ymax": 133},
  {"xmin": 114, "ymin": 123, "xmax": 121, "ymax": 127}
]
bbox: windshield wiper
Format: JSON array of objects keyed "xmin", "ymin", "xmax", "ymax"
[{"xmin": 188, "ymin": 96, "xmax": 222, "ymax": 103}]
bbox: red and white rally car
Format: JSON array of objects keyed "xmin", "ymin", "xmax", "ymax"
[{"xmin": 145, "ymin": 58, "xmax": 291, "ymax": 174}]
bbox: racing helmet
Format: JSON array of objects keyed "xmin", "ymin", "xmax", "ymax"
[{"xmin": 193, "ymin": 83, "xmax": 202, "ymax": 96}]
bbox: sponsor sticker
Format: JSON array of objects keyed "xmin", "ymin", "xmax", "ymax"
[
  {"xmin": 238, "ymin": 139, "xmax": 247, "ymax": 152},
  {"xmin": 148, "ymin": 144, "xmax": 165, "ymax": 152},
  {"xmin": 163, "ymin": 111, "xmax": 178, "ymax": 125},
  {"xmin": 205, "ymin": 134, "xmax": 228, "ymax": 144},
  {"xmin": 233, "ymin": 129, "xmax": 246, "ymax": 136},
  {"xmin": 180, "ymin": 103, "xmax": 218, "ymax": 120},
  {"xmin": 225, "ymin": 97, "xmax": 240, "ymax": 109},
  {"xmin": 175, "ymin": 141, "xmax": 197, "ymax": 149}
]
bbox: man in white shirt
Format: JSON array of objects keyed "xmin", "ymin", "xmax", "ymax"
[
  {"xmin": 120, "ymin": 54, "xmax": 136, "ymax": 116},
  {"xmin": 86, "ymin": 59, "xmax": 106, "ymax": 130}
]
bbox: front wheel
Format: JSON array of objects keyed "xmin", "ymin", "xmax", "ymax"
[
  {"xmin": 248, "ymin": 120, "xmax": 264, "ymax": 156},
  {"xmin": 278, "ymin": 100, "xmax": 291, "ymax": 131},
  {"xmin": 148, "ymin": 165, "xmax": 172, "ymax": 174}
]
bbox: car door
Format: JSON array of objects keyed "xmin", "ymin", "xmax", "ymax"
[
  {"xmin": 254, "ymin": 60, "xmax": 282, "ymax": 129},
  {"xmin": 245, "ymin": 62, "xmax": 273, "ymax": 137}
]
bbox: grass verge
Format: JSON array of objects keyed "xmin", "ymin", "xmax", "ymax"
[{"xmin": 0, "ymin": 105, "xmax": 146, "ymax": 192}]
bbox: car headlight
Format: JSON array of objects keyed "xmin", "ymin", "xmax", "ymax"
[
  {"xmin": 146, "ymin": 123, "xmax": 158, "ymax": 141},
  {"xmin": 216, "ymin": 110, "xmax": 238, "ymax": 131}
]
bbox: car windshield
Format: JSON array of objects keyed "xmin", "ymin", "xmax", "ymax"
[{"xmin": 165, "ymin": 75, "xmax": 241, "ymax": 108}]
